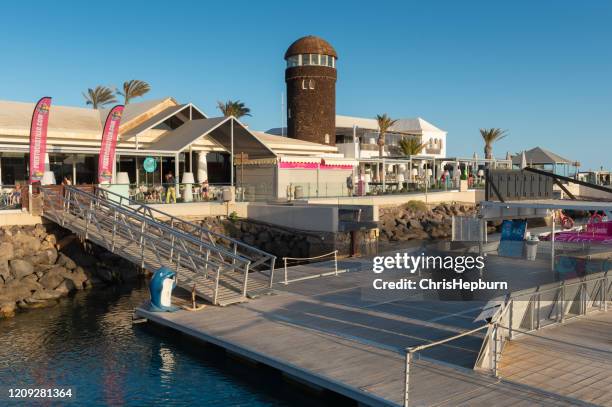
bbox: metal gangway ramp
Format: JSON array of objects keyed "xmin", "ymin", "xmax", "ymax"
[{"xmin": 39, "ymin": 185, "xmax": 276, "ymax": 306}]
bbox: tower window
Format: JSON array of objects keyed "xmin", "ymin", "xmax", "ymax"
[
  {"xmin": 321, "ymin": 55, "xmax": 328, "ymax": 66},
  {"xmin": 325, "ymin": 134, "xmax": 330, "ymax": 144},
  {"xmin": 286, "ymin": 55, "xmax": 299, "ymax": 67},
  {"xmin": 309, "ymin": 79, "xmax": 315, "ymax": 89},
  {"xmin": 302, "ymin": 54, "xmax": 311, "ymax": 65},
  {"xmin": 302, "ymin": 79, "xmax": 307, "ymax": 90}
]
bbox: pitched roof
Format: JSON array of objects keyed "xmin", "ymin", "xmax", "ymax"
[
  {"xmin": 335, "ymin": 115, "xmax": 445, "ymax": 134},
  {"xmin": 511, "ymin": 147, "xmax": 574, "ymax": 165},
  {"xmin": 146, "ymin": 117, "xmax": 227, "ymax": 151}
]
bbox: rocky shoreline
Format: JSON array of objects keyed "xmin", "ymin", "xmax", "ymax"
[
  {"xmin": 0, "ymin": 223, "xmax": 143, "ymax": 318},
  {"xmin": 378, "ymin": 201, "xmax": 477, "ymax": 242}
]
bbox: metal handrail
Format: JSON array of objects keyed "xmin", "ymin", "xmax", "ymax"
[
  {"xmin": 282, "ymin": 250, "xmax": 339, "ymax": 285},
  {"xmin": 474, "ymin": 271, "xmax": 610, "ymax": 373},
  {"xmin": 91, "ymin": 185, "xmax": 277, "ymax": 285},
  {"xmin": 62, "ymin": 186, "xmax": 249, "ymax": 266},
  {"xmin": 404, "ymin": 324, "xmax": 491, "ymax": 407},
  {"xmin": 40, "ymin": 186, "xmax": 252, "ymax": 305}
]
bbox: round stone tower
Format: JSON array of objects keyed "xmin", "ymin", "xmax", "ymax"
[{"xmin": 284, "ymin": 35, "xmax": 337, "ymax": 145}]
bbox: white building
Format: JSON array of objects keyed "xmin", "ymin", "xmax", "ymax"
[{"xmin": 334, "ymin": 115, "xmax": 447, "ymax": 159}]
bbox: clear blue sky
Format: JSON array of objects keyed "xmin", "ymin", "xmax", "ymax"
[{"xmin": 1, "ymin": 1, "xmax": 610, "ymax": 170}]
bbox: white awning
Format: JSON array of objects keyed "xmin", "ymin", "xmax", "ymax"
[
  {"xmin": 322, "ymin": 158, "xmax": 358, "ymax": 166},
  {"xmin": 279, "ymin": 156, "xmax": 321, "ymax": 164}
]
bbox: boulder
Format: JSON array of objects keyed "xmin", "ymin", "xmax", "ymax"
[
  {"xmin": 54, "ymin": 279, "xmax": 75, "ymax": 295},
  {"xmin": 0, "ymin": 301, "xmax": 16, "ymax": 318},
  {"xmin": 57, "ymin": 253, "xmax": 77, "ymax": 270},
  {"xmin": 23, "ymin": 253, "xmax": 49, "ymax": 266},
  {"xmin": 409, "ymin": 219, "xmax": 423, "ymax": 230},
  {"xmin": 0, "ymin": 260, "xmax": 11, "ymax": 283},
  {"xmin": 17, "ymin": 298, "xmax": 57, "ymax": 309},
  {"xmin": 64, "ymin": 267, "xmax": 88, "ymax": 289},
  {"xmin": 44, "ymin": 234, "xmax": 57, "ymax": 245},
  {"xmin": 0, "ymin": 278, "xmax": 42, "ymax": 303},
  {"xmin": 43, "ymin": 248, "xmax": 58, "ymax": 265},
  {"xmin": 12, "ymin": 233, "xmax": 41, "ymax": 253},
  {"xmin": 10, "ymin": 259, "xmax": 35, "ymax": 280},
  {"xmin": 32, "ymin": 289, "xmax": 63, "ymax": 301},
  {"xmin": 39, "ymin": 266, "xmax": 68, "ymax": 290},
  {"xmin": 0, "ymin": 242, "xmax": 15, "ymax": 261}
]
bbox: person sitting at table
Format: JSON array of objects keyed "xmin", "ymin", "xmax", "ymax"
[{"xmin": 201, "ymin": 179, "xmax": 209, "ymax": 200}]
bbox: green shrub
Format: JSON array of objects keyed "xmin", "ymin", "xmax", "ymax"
[
  {"xmin": 228, "ymin": 211, "xmax": 239, "ymax": 222},
  {"xmin": 403, "ymin": 200, "xmax": 428, "ymax": 212}
]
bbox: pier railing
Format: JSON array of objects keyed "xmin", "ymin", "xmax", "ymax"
[
  {"xmin": 91, "ymin": 186, "xmax": 277, "ymax": 287},
  {"xmin": 475, "ymin": 271, "xmax": 610, "ymax": 373},
  {"xmin": 403, "ymin": 324, "xmax": 491, "ymax": 407},
  {"xmin": 40, "ymin": 185, "xmax": 254, "ymax": 305}
]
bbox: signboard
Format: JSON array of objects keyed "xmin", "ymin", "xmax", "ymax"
[
  {"xmin": 498, "ymin": 219, "xmax": 527, "ymax": 258},
  {"xmin": 143, "ymin": 156, "xmax": 157, "ymax": 173},
  {"xmin": 29, "ymin": 97, "xmax": 52, "ymax": 183},
  {"xmin": 98, "ymin": 105, "xmax": 124, "ymax": 183}
]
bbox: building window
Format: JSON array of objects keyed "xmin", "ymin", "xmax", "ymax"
[
  {"xmin": 310, "ymin": 54, "xmax": 319, "ymax": 65},
  {"xmin": 302, "ymin": 54, "xmax": 311, "ymax": 65},
  {"xmin": 321, "ymin": 55, "xmax": 328, "ymax": 66},
  {"xmin": 325, "ymin": 134, "xmax": 330, "ymax": 144},
  {"xmin": 302, "ymin": 79, "xmax": 307, "ymax": 90},
  {"xmin": 330, "ymin": 57, "xmax": 335, "ymax": 68},
  {"xmin": 309, "ymin": 79, "xmax": 315, "ymax": 89},
  {"xmin": 288, "ymin": 108, "xmax": 291, "ymax": 119},
  {"xmin": 287, "ymin": 55, "xmax": 299, "ymax": 67}
]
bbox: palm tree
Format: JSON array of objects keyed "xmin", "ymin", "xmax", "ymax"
[
  {"xmin": 117, "ymin": 80, "xmax": 151, "ymax": 104},
  {"xmin": 217, "ymin": 100, "xmax": 251, "ymax": 118},
  {"xmin": 480, "ymin": 128, "xmax": 508, "ymax": 160},
  {"xmin": 399, "ymin": 137, "xmax": 426, "ymax": 156},
  {"xmin": 375, "ymin": 114, "xmax": 398, "ymax": 182},
  {"xmin": 82, "ymin": 86, "xmax": 117, "ymax": 109}
]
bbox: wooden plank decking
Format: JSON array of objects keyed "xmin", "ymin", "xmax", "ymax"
[{"xmin": 500, "ymin": 311, "xmax": 612, "ymax": 406}]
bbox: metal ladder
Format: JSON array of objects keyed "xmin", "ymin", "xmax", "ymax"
[{"xmin": 40, "ymin": 185, "xmax": 276, "ymax": 306}]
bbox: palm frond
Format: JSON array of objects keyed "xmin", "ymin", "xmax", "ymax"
[
  {"xmin": 82, "ymin": 85, "xmax": 117, "ymax": 109},
  {"xmin": 399, "ymin": 138, "xmax": 427, "ymax": 156},
  {"xmin": 217, "ymin": 100, "xmax": 251, "ymax": 118},
  {"xmin": 118, "ymin": 80, "xmax": 151, "ymax": 104}
]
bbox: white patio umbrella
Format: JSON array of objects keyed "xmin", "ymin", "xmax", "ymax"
[{"xmin": 520, "ymin": 151, "xmax": 528, "ymax": 169}]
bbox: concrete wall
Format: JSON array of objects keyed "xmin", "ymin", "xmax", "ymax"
[
  {"xmin": 146, "ymin": 202, "xmax": 250, "ymax": 219},
  {"xmin": 0, "ymin": 211, "xmax": 42, "ymax": 226},
  {"xmin": 246, "ymin": 203, "xmax": 339, "ymax": 232},
  {"xmin": 557, "ymin": 183, "xmax": 612, "ymax": 200}
]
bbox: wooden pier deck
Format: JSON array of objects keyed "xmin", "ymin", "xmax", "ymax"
[
  {"xmin": 500, "ymin": 311, "xmax": 612, "ymax": 406},
  {"xmin": 135, "ymin": 253, "xmax": 596, "ymax": 406}
]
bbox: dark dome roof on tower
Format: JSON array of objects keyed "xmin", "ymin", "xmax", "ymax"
[{"xmin": 284, "ymin": 36, "xmax": 337, "ymax": 59}]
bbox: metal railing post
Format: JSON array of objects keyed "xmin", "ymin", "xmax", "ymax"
[
  {"xmin": 140, "ymin": 220, "xmax": 146, "ymax": 269},
  {"xmin": 243, "ymin": 264, "xmax": 250, "ymax": 298},
  {"xmin": 334, "ymin": 250, "xmax": 338, "ymax": 276},
  {"xmin": 111, "ymin": 210, "xmax": 117, "ymax": 252},
  {"xmin": 560, "ymin": 283, "xmax": 565, "ymax": 323},
  {"xmin": 493, "ymin": 323, "xmax": 499, "ymax": 378},
  {"xmin": 508, "ymin": 300, "xmax": 514, "ymax": 340},
  {"xmin": 284, "ymin": 258, "xmax": 288, "ymax": 285},
  {"xmin": 213, "ymin": 267, "xmax": 221, "ymax": 305},
  {"xmin": 404, "ymin": 350, "xmax": 412, "ymax": 407}
]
